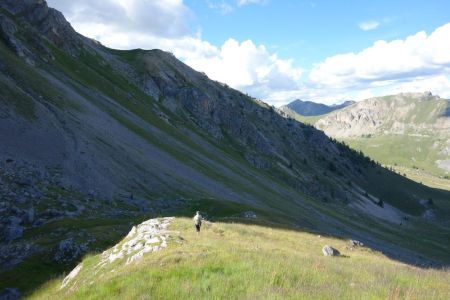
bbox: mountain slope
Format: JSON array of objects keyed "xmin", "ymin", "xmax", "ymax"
[
  {"xmin": 307, "ymin": 93, "xmax": 450, "ymax": 180},
  {"xmin": 32, "ymin": 218, "xmax": 450, "ymax": 299},
  {"xmin": 0, "ymin": 0, "xmax": 449, "ymax": 296},
  {"xmin": 280, "ymin": 99, "xmax": 355, "ymax": 117}
]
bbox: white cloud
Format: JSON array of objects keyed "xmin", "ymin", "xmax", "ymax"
[
  {"xmin": 47, "ymin": 0, "xmax": 191, "ymax": 38},
  {"xmin": 237, "ymin": 0, "xmax": 266, "ymax": 7},
  {"xmin": 387, "ymin": 75, "xmax": 450, "ymax": 98},
  {"xmin": 184, "ymin": 39, "xmax": 302, "ymax": 93},
  {"xmin": 46, "ymin": 0, "xmax": 450, "ymax": 106},
  {"xmin": 309, "ymin": 23, "xmax": 450, "ymax": 90},
  {"xmin": 47, "ymin": 0, "xmax": 299, "ymax": 104},
  {"xmin": 358, "ymin": 21, "xmax": 380, "ymax": 31}
]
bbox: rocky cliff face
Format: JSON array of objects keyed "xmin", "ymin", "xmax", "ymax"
[
  {"xmin": 1, "ymin": 1, "xmax": 450, "ymax": 294},
  {"xmin": 0, "ymin": 0, "xmax": 348, "ymax": 204},
  {"xmin": 315, "ymin": 92, "xmax": 449, "ymax": 138},
  {"xmin": 306, "ymin": 92, "xmax": 450, "ymax": 175}
]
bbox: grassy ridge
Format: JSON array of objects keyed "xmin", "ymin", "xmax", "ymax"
[
  {"xmin": 31, "ymin": 218, "xmax": 450, "ymax": 299},
  {"xmin": 344, "ymin": 135, "xmax": 446, "ymax": 177}
]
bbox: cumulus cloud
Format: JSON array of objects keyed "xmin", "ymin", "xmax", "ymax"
[
  {"xmin": 358, "ymin": 21, "xmax": 380, "ymax": 31},
  {"xmin": 185, "ymin": 39, "xmax": 302, "ymax": 93},
  {"xmin": 46, "ymin": 0, "xmax": 450, "ymax": 106},
  {"xmin": 47, "ymin": 0, "xmax": 191, "ymax": 39},
  {"xmin": 387, "ymin": 75, "xmax": 450, "ymax": 98},
  {"xmin": 266, "ymin": 22, "xmax": 450, "ymax": 105},
  {"xmin": 309, "ymin": 23, "xmax": 450, "ymax": 89},
  {"xmin": 47, "ymin": 0, "xmax": 302, "ymax": 105}
]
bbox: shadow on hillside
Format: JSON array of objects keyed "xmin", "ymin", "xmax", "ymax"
[{"xmin": 2, "ymin": 193, "xmax": 450, "ymax": 297}]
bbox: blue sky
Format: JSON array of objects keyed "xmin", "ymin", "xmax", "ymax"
[
  {"xmin": 47, "ymin": 0, "xmax": 450, "ymax": 105},
  {"xmin": 189, "ymin": 0, "xmax": 450, "ymax": 69}
]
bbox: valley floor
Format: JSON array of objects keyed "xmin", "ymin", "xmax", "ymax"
[
  {"xmin": 31, "ymin": 218, "xmax": 450, "ymax": 300},
  {"xmin": 388, "ymin": 165, "xmax": 450, "ymax": 191}
]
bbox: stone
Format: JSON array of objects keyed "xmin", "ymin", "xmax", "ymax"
[
  {"xmin": 349, "ymin": 240, "xmax": 364, "ymax": 247},
  {"xmin": 27, "ymin": 207, "xmax": 35, "ymax": 224},
  {"xmin": 322, "ymin": 245, "xmax": 340, "ymax": 256},
  {"xmin": 96, "ymin": 217, "xmax": 174, "ymax": 269},
  {"xmin": 7, "ymin": 216, "xmax": 22, "ymax": 226},
  {"xmin": 422, "ymin": 209, "xmax": 435, "ymax": 220},
  {"xmin": 61, "ymin": 264, "xmax": 82, "ymax": 289},
  {"xmin": 5, "ymin": 225, "xmax": 23, "ymax": 241},
  {"xmin": 0, "ymin": 288, "xmax": 20, "ymax": 300},
  {"xmin": 243, "ymin": 211, "xmax": 257, "ymax": 219},
  {"xmin": 54, "ymin": 238, "xmax": 86, "ymax": 263}
]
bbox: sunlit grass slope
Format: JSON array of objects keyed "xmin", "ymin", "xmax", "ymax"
[{"xmin": 32, "ymin": 218, "xmax": 450, "ymax": 300}]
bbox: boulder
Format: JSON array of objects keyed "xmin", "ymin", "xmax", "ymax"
[
  {"xmin": 322, "ymin": 245, "xmax": 340, "ymax": 256},
  {"xmin": 97, "ymin": 217, "xmax": 173, "ymax": 268},
  {"xmin": 54, "ymin": 238, "xmax": 87, "ymax": 263},
  {"xmin": 5, "ymin": 225, "xmax": 23, "ymax": 241}
]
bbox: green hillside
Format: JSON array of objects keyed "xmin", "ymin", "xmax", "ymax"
[
  {"xmin": 294, "ymin": 94, "xmax": 450, "ymax": 189},
  {"xmin": 31, "ymin": 218, "xmax": 450, "ymax": 299}
]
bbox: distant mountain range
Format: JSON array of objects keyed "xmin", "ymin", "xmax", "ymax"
[
  {"xmin": 285, "ymin": 92, "xmax": 450, "ymax": 181},
  {"xmin": 280, "ymin": 99, "xmax": 355, "ymax": 116}
]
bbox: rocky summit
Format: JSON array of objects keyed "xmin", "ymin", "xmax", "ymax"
[
  {"xmin": 0, "ymin": 0, "xmax": 450, "ymax": 297},
  {"xmin": 61, "ymin": 217, "xmax": 175, "ymax": 290}
]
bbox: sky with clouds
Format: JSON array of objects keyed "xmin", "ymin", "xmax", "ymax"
[{"xmin": 46, "ymin": 0, "xmax": 450, "ymax": 106}]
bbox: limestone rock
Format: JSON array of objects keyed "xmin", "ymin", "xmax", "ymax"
[
  {"xmin": 97, "ymin": 217, "xmax": 174, "ymax": 268},
  {"xmin": 349, "ymin": 240, "xmax": 364, "ymax": 247},
  {"xmin": 322, "ymin": 245, "xmax": 340, "ymax": 256},
  {"xmin": 61, "ymin": 263, "xmax": 82, "ymax": 289}
]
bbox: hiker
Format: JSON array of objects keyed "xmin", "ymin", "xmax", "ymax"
[{"xmin": 193, "ymin": 211, "xmax": 203, "ymax": 233}]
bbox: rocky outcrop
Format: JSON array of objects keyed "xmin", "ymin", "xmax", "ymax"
[
  {"xmin": 61, "ymin": 218, "xmax": 176, "ymax": 290},
  {"xmin": 97, "ymin": 217, "xmax": 174, "ymax": 268},
  {"xmin": 0, "ymin": 0, "xmax": 82, "ymax": 54},
  {"xmin": 314, "ymin": 92, "xmax": 449, "ymax": 138},
  {"xmin": 61, "ymin": 264, "xmax": 83, "ymax": 289},
  {"xmin": 0, "ymin": 157, "xmax": 151, "ymax": 270}
]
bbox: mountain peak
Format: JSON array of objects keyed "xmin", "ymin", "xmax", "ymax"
[
  {"xmin": 282, "ymin": 99, "xmax": 354, "ymax": 116},
  {"xmin": 0, "ymin": 0, "xmax": 82, "ymax": 54}
]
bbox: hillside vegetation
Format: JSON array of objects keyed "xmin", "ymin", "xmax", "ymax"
[
  {"xmin": 32, "ymin": 218, "xmax": 450, "ymax": 299},
  {"xmin": 287, "ymin": 93, "xmax": 450, "ymax": 189}
]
